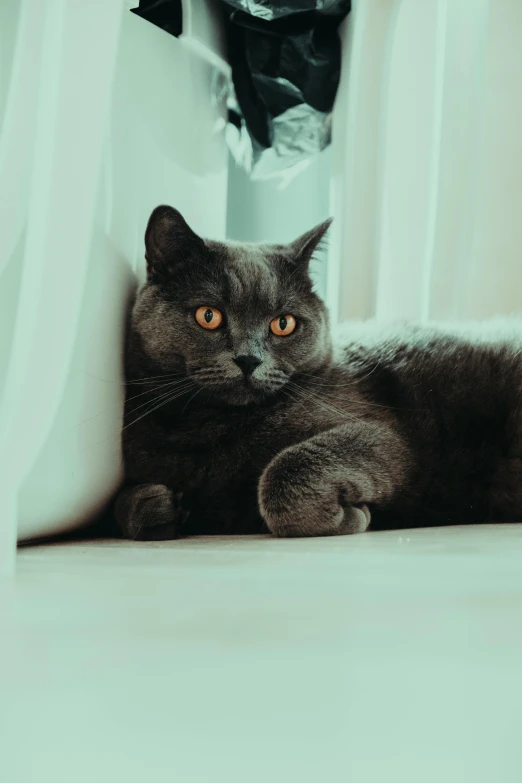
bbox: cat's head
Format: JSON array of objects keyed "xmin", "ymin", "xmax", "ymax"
[{"xmin": 131, "ymin": 205, "xmax": 332, "ymax": 406}]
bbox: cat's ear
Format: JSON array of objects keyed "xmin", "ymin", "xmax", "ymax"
[
  {"xmin": 145, "ymin": 205, "xmax": 206, "ymax": 281},
  {"xmin": 289, "ymin": 218, "xmax": 333, "ymax": 269}
]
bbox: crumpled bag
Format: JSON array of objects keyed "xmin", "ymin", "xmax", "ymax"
[
  {"xmin": 130, "ymin": 1, "xmax": 350, "ymax": 182},
  {"xmin": 222, "ymin": 0, "xmax": 350, "ymax": 181}
]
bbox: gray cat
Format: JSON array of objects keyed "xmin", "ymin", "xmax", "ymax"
[{"xmin": 115, "ymin": 205, "xmax": 522, "ymax": 540}]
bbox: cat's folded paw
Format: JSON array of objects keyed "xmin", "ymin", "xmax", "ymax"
[
  {"xmin": 115, "ymin": 483, "xmax": 189, "ymax": 541},
  {"xmin": 258, "ymin": 447, "xmax": 371, "ymax": 538}
]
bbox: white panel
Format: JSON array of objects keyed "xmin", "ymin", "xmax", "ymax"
[
  {"xmin": 0, "ymin": 1, "xmax": 229, "ymax": 571},
  {"xmin": 0, "ymin": 0, "xmax": 125, "ymax": 574}
]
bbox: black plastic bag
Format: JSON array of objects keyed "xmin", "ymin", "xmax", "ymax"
[
  {"xmin": 223, "ymin": 0, "xmax": 350, "ymax": 180},
  {"xmin": 129, "ymin": 1, "xmax": 350, "ymax": 181}
]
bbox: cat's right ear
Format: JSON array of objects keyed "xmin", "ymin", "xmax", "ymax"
[{"xmin": 145, "ymin": 205, "xmax": 206, "ymax": 282}]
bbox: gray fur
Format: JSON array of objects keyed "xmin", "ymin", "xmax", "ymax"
[{"xmin": 115, "ymin": 206, "xmax": 522, "ymax": 539}]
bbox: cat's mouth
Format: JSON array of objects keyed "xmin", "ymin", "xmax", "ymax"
[{"xmin": 190, "ymin": 371, "xmax": 287, "ymax": 406}]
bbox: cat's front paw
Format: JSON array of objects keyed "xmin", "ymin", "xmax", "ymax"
[
  {"xmin": 115, "ymin": 483, "xmax": 189, "ymax": 541},
  {"xmin": 258, "ymin": 446, "xmax": 371, "ymax": 538}
]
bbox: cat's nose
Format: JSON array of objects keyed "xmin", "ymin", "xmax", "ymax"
[{"xmin": 233, "ymin": 354, "xmax": 262, "ymax": 376}]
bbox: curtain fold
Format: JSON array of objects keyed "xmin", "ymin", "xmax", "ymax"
[{"xmin": 330, "ymin": 0, "xmax": 522, "ymax": 324}]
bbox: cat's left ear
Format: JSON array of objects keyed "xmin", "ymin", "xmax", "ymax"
[{"xmin": 289, "ymin": 218, "xmax": 333, "ymax": 268}]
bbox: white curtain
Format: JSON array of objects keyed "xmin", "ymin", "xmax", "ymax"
[{"xmin": 329, "ymin": 0, "xmax": 522, "ymax": 324}]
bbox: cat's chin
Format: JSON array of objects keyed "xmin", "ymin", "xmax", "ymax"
[{"xmin": 200, "ymin": 380, "xmax": 282, "ymax": 407}]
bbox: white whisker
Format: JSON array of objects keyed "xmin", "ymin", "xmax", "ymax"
[
  {"xmin": 122, "ymin": 382, "xmax": 198, "ymax": 431},
  {"xmin": 124, "ymin": 381, "xmax": 195, "ymax": 418}
]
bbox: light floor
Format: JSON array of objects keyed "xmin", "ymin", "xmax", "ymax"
[{"xmin": 2, "ymin": 525, "xmax": 522, "ymax": 782}]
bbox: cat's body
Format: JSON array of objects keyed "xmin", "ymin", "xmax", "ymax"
[{"xmin": 116, "ymin": 207, "xmax": 522, "ymax": 539}]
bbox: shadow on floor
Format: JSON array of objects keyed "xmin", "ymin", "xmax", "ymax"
[{"xmin": 17, "ymin": 508, "xmax": 120, "ymax": 549}]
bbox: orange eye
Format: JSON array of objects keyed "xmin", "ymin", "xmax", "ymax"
[
  {"xmin": 195, "ymin": 306, "xmax": 223, "ymax": 330},
  {"xmin": 270, "ymin": 314, "xmax": 296, "ymax": 336}
]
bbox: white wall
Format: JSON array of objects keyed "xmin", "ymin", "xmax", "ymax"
[{"xmin": 227, "ymin": 149, "xmax": 332, "ymax": 302}]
